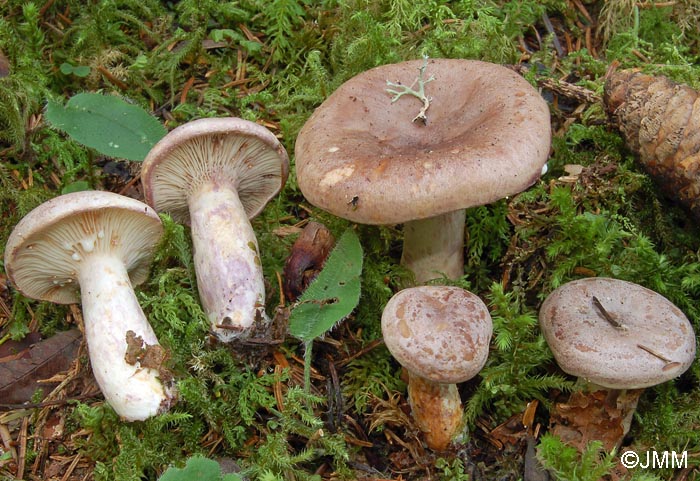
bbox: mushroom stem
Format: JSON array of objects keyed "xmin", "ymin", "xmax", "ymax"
[
  {"xmin": 407, "ymin": 372, "xmax": 464, "ymax": 451},
  {"xmin": 188, "ymin": 179, "xmax": 267, "ymax": 342},
  {"xmin": 78, "ymin": 254, "xmax": 175, "ymax": 421},
  {"xmin": 589, "ymin": 383, "xmax": 643, "ymax": 440},
  {"xmin": 400, "ymin": 209, "xmax": 465, "ymax": 283}
]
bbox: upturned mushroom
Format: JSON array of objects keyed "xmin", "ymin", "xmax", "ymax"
[
  {"xmin": 142, "ymin": 117, "xmax": 289, "ymax": 342},
  {"xmin": 539, "ymin": 277, "xmax": 696, "ymax": 449},
  {"xmin": 4, "ymin": 191, "xmax": 176, "ymax": 421},
  {"xmin": 381, "ymin": 286, "xmax": 492, "ymax": 450},
  {"xmin": 295, "ymin": 58, "xmax": 551, "ymax": 283}
]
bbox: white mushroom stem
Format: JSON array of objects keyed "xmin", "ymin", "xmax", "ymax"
[
  {"xmin": 407, "ymin": 372, "xmax": 464, "ymax": 451},
  {"xmin": 400, "ymin": 209, "xmax": 465, "ymax": 283},
  {"xmin": 188, "ymin": 179, "xmax": 267, "ymax": 342},
  {"xmin": 78, "ymin": 254, "xmax": 174, "ymax": 421}
]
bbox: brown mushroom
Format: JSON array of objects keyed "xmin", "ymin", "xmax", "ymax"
[
  {"xmin": 381, "ymin": 286, "xmax": 492, "ymax": 450},
  {"xmin": 539, "ymin": 277, "xmax": 696, "ymax": 450},
  {"xmin": 4, "ymin": 191, "xmax": 176, "ymax": 421},
  {"xmin": 142, "ymin": 118, "xmax": 289, "ymax": 342},
  {"xmin": 295, "ymin": 58, "xmax": 551, "ymax": 283}
]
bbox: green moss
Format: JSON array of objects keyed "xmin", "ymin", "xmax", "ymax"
[
  {"xmin": 1, "ymin": 1, "xmax": 700, "ymax": 479},
  {"xmin": 465, "ymin": 282, "xmax": 573, "ymax": 424}
]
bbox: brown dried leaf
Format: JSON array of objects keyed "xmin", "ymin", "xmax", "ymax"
[
  {"xmin": 0, "ymin": 330, "xmax": 81, "ymax": 405},
  {"xmin": 282, "ymin": 221, "xmax": 335, "ymax": 302},
  {"xmin": 549, "ymin": 390, "xmax": 635, "ymax": 452},
  {"xmin": 488, "ymin": 412, "xmax": 527, "ymax": 448},
  {"xmin": 124, "ymin": 331, "xmax": 170, "ymax": 372}
]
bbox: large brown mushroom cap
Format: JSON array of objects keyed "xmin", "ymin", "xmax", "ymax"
[
  {"xmin": 381, "ymin": 286, "xmax": 492, "ymax": 384},
  {"xmin": 4, "ymin": 191, "xmax": 163, "ymax": 304},
  {"xmin": 539, "ymin": 277, "xmax": 696, "ymax": 389},
  {"xmin": 142, "ymin": 117, "xmax": 289, "ymax": 224},
  {"xmin": 295, "ymin": 58, "xmax": 551, "ymax": 225}
]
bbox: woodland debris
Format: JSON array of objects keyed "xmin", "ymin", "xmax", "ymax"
[
  {"xmin": 0, "ymin": 49, "xmax": 9, "ymax": 78},
  {"xmin": 604, "ymin": 69, "xmax": 700, "ymax": 218},
  {"xmin": 548, "ymin": 389, "xmax": 642, "ymax": 453},
  {"xmin": 282, "ymin": 221, "xmax": 335, "ymax": 302},
  {"xmin": 0, "ymin": 329, "xmax": 81, "ymax": 406}
]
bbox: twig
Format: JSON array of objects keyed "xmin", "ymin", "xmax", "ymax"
[
  {"xmin": 60, "ymin": 453, "xmax": 82, "ymax": 481},
  {"xmin": 637, "ymin": 344, "xmax": 672, "ymax": 363},
  {"xmin": 16, "ymin": 416, "xmax": 28, "ymax": 480},
  {"xmin": 0, "ymin": 393, "xmax": 97, "ymax": 411},
  {"xmin": 335, "ymin": 338, "xmax": 384, "ymax": 368},
  {"xmin": 591, "ymin": 296, "xmax": 625, "ymax": 329},
  {"xmin": 386, "ymin": 55, "xmax": 434, "ymax": 124}
]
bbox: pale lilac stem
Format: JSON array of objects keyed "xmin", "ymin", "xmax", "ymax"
[{"xmin": 188, "ymin": 180, "xmax": 267, "ymax": 342}]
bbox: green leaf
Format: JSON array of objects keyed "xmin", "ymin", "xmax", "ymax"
[
  {"xmin": 61, "ymin": 180, "xmax": 91, "ymax": 194},
  {"xmin": 45, "ymin": 93, "xmax": 167, "ymax": 161},
  {"xmin": 158, "ymin": 456, "xmax": 242, "ymax": 481},
  {"xmin": 288, "ymin": 229, "xmax": 363, "ymax": 343},
  {"xmin": 72, "ymin": 65, "xmax": 90, "ymax": 77},
  {"xmin": 59, "ymin": 63, "xmax": 90, "ymax": 77},
  {"xmin": 59, "ymin": 62, "xmax": 74, "ymax": 75}
]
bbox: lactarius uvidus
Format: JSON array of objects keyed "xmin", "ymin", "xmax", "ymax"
[
  {"xmin": 381, "ymin": 285, "xmax": 492, "ymax": 450},
  {"xmin": 4, "ymin": 191, "xmax": 176, "ymax": 421},
  {"xmin": 142, "ymin": 117, "xmax": 289, "ymax": 342}
]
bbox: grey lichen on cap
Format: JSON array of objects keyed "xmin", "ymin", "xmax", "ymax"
[
  {"xmin": 142, "ymin": 117, "xmax": 289, "ymax": 224},
  {"xmin": 381, "ymin": 286, "xmax": 492, "ymax": 384},
  {"xmin": 539, "ymin": 277, "xmax": 696, "ymax": 389},
  {"xmin": 295, "ymin": 58, "xmax": 551, "ymax": 225},
  {"xmin": 4, "ymin": 191, "xmax": 163, "ymax": 304}
]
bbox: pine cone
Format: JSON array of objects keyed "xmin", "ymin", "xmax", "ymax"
[{"xmin": 604, "ymin": 69, "xmax": 700, "ymax": 218}]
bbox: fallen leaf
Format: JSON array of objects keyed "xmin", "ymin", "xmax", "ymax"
[
  {"xmin": 548, "ymin": 389, "xmax": 642, "ymax": 452},
  {"xmin": 0, "ymin": 329, "xmax": 81, "ymax": 405},
  {"xmin": 283, "ymin": 221, "xmax": 335, "ymax": 302}
]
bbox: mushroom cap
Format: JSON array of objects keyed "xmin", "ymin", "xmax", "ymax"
[
  {"xmin": 142, "ymin": 117, "xmax": 289, "ymax": 224},
  {"xmin": 381, "ymin": 286, "xmax": 492, "ymax": 384},
  {"xmin": 4, "ymin": 191, "xmax": 163, "ymax": 304},
  {"xmin": 294, "ymin": 58, "xmax": 551, "ymax": 225},
  {"xmin": 539, "ymin": 277, "xmax": 696, "ymax": 389}
]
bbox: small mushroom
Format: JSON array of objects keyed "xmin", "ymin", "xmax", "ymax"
[
  {"xmin": 539, "ymin": 277, "xmax": 696, "ymax": 449},
  {"xmin": 4, "ymin": 191, "xmax": 176, "ymax": 421},
  {"xmin": 381, "ymin": 286, "xmax": 492, "ymax": 450},
  {"xmin": 295, "ymin": 58, "xmax": 551, "ymax": 283},
  {"xmin": 142, "ymin": 118, "xmax": 289, "ymax": 342}
]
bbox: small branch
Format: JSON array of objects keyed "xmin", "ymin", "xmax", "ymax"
[
  {"xmin": 386, "ymin": 55, "xmax": 434, "ymax": 124},
  {"xmin": 591, "ymin": 296, "xmax": 625, "ymax": 329},
  {"xmin": 637, "ymin": 344, "xmax": 672, "ymax": 363}
]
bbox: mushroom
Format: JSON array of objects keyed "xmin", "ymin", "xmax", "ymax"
[
  {"xmin": 295, "ymin": 58, "xmax": 551, "ymax": 283},
  {"xmin": 381, "ymin": 286, "xmax": 492, "ymax": 450},
  {"xmin": 4, "ymin": 191, "xmax": 176, "ymax": 421},
  {"xmin": 141, "ymin": 118, "xmax": 289, "ymax": 342},
  {"xmin": 539, "ymin": 277, "xmax": 696, "ymax": 449}
]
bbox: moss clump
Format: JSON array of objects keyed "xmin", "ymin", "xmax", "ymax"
[{"xmin": 1, "ymin": 1, "xmax": 699, "ymax": 479}]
